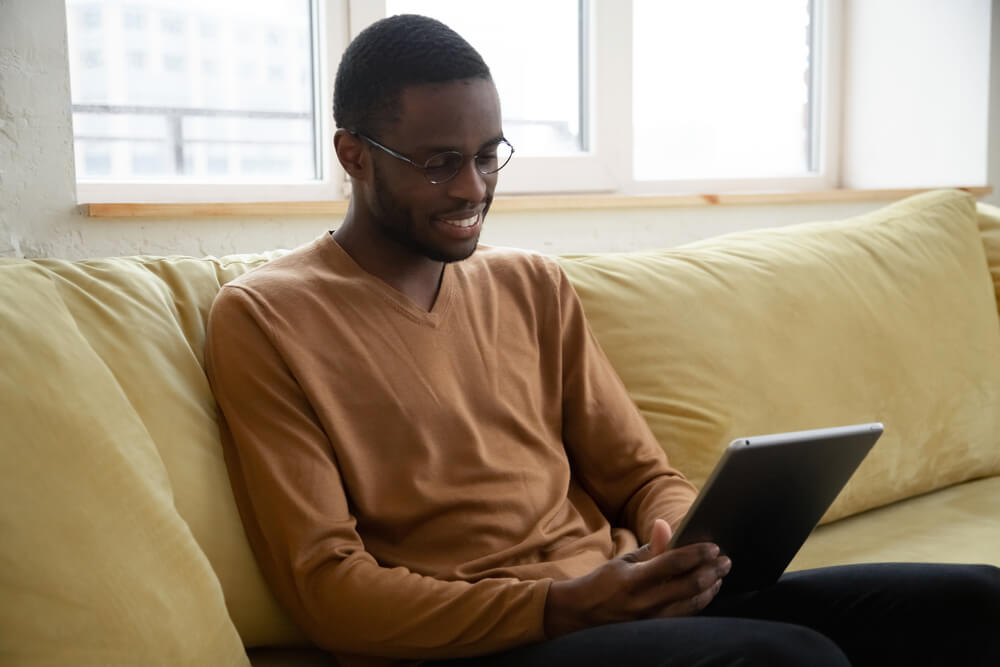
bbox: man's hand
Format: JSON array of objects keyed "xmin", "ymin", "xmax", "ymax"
[{"xmin": 543, "ymin": 519, "xmax": 731, "ymax": 638}]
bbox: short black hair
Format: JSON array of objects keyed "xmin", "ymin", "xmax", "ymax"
[{"xmin": 333, "ymin": 14, "xmax": 492, "ymax": 135}]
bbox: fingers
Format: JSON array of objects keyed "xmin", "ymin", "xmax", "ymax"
[
  {"xmin": 655, "ymin": 573, "xmax": 725, "ymax": 618},
  {"xmin": 640, "ymin": 541, "xmax": 721, "ymax": 579},
  {"xmin": 647, "ymin": 519, "xmax": 672, "ymax": 556},
  {"xmin": 555, "ymin": 543, "xmax": 731, "ymax": 632},
  {"xmin": 655, "ymin": 556, "xmax": 732, "ymax": 616},
  {"xmin": 633, "ymin": 550, "xmax": 732, "ymax": 618},
  {"xmin": 617, "ymin": 534, "xmax": 731, "ymax": 620},
  {"xmin": 622, "ymin": 523, "xmax": 697, "ymax": 565}
]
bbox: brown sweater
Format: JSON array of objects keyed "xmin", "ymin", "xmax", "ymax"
[{"xmin": 205, "ymin": 233, "xmax": 697, "ymax": 665}]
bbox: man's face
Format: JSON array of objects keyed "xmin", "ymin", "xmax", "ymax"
[{"xmin": 364, "ymin": 78, "xmax": 502, "ymax": 264}]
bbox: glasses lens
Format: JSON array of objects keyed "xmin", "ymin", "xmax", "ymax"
[
  {"xmin": 423, "ymin": 152, "xmax": 463, "ymax": 183},
  {"xmin": 477, "ymin": 140, "xmax": 513, "ymax": 175},
  {"xmin": 421, "ymin": 141, "xmax": 515, "ymax": 183}
]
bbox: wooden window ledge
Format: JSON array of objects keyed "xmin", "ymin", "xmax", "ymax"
[{"xmin": 82, "ymin": 186, "xmax": 993, "ymax": 218}]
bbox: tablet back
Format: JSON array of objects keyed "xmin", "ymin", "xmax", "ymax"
[{"xmin": 669, "ymin": 423, "xmax": 883, "ymax": 594}]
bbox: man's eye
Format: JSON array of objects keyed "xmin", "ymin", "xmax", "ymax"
[{"xmin": 425, "ymin": 153, "xmax": 459, "ymax": 170}]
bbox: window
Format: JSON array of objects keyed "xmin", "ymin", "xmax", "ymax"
[
  {"xmin": 625, "ymin": 0, "xmax": 837, "ymax": 193},
  {"xmin": 161, "ymin": 14, "xmax": 185, "ymax": 35},
  {"xmin": 67, "ymin": 0, "xmax": 340, "ymax": 203},
  {"xmin": 366, "ymin": 0, "xmax": 836, "ymax": 195},
  {"xmin": 123, "ymin": 9, "xmax": 145, "ymax": 30},
  {"xmin": 67, "ymin": 0, "xmax": 837, "ymax": 202},
  {"xmin": 81, "ymin": 50, "xmax": 103, "ymax": 69},
  {"xmin": 633, "ymin": 0, "xmax": 815, "ymax": 181},
  {"xmin": 366, "ymin": 0, "xmax": 612, "ymax": 193},
  {"xmin": 80, "ymin": 6, "xmax": 101, "ymax": 29},
  {"xmin": 386, "ymin": 0, "xmax": 585, "ymax": 157}
]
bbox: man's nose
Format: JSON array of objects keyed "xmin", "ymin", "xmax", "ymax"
[{"xmin": 446, "ymin": 158, "xmax": 489, "ymax": 203}]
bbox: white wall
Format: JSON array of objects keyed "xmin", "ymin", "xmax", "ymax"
[
  {"xmin": 0, "ymin": 0, "xmax": 996, "ymax": 260},
  {"xmin": 1, "ymin": 0, "xmax": 80, "ymax": 258}
]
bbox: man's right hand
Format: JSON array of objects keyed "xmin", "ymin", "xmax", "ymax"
[{"xmin": 543, "ymin": 519, "xmax": 731, "ymax": 638}]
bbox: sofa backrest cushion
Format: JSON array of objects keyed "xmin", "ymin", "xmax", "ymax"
[
  {"xmin": 0, "ymin": 261, "xmax": 255, "ymax": 664},
  {"xmin": 976, "ymin": 200, "xmax": 1000, "ymax": 318},
  {"xmin": 558, "ymin": 189, "xmax": 1000, "ymax": 523},
  {"xmin": 0, "ymin": 252, "xmax": 307, "ymax": 654}
]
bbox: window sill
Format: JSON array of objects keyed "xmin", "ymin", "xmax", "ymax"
[{"xmin": 82, "ymin": 186, "xmax": 993, "ymax": 218}]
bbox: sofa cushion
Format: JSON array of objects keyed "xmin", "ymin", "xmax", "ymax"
[
  {"xmin": 558, "ymin": 189, "xmax": 1000, "ymax": 523},
  {"xmin": 0, "ymin": 261, "xmax": 250, "ymax": 665},
  {"xmin": 0, "ymin": 252, "xmax": 308, "ymax": 653},
  {"xmin": 976, "ymin": 200, "xmax": 1000, "ymax": 317},
  {"xmin": 790, "ymin": 476, "xmax": 1000, "ymax": 570}
]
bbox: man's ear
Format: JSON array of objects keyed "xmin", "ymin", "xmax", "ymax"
[{"xmin": 333, "ymin": 129, "xmax": 370, "ymax": 181}]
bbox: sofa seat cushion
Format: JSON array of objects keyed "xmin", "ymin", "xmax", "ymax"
[
  {"xmin": 790, "ymin": 475, "xmax": 1000, "ymax": 570},
  {"xmin": 558, "ymin": 190, "xmax": 1000, "ymax": 523}
]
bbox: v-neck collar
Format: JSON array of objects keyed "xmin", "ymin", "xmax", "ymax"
[{"xmin": 319, "ymin": 232, "xmax": 455, "ymax": 328}]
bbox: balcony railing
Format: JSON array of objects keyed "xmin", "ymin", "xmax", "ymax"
[{"xmin": 71, "ymin": 103, "xmax": 314, "ymax": 176}]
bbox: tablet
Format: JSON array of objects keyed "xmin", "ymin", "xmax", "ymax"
[{"xmin": 668, "ymin": 422, "xmax": 883, "ymax": 594}]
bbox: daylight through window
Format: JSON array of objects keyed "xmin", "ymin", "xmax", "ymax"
[{"xmin": 66, "ymin": 0, "xmax": 320, "ymax": 182}]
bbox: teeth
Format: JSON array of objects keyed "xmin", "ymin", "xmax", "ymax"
[{"xmin": 440, "ymin": 214, "xmax": 478, "ymax": 228}]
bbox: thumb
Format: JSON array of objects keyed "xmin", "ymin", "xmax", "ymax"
[
  {"xmin": 648, "ymin": 518, "xmax": 673, "ymax": 556},
  {"xmin": 622, "ymin": 518, "xmax": 674, "ymax": 563}
]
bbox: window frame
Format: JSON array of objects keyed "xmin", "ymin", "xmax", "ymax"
[
  {"xmin": 608, "ymin": 0, "xmax": 842, "ymax": 195},
  {"xmin": 73, "ymin": 0, "xmax": 349, "ymax": 204},
  {"xmin": 350, "ymin": 0, "xmax": 617, "ymax": 195},
  {"xmin": 72, "ymin": 0, "xmax": 841, "ymax": 203}
]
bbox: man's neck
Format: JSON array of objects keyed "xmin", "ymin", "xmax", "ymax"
[{"xmin": 331, "ymin": 219, "xmax": 446, "ymax": 312}]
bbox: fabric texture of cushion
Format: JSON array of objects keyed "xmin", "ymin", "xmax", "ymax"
[
  {"xmin": 558, "ymin": 190, "xmax": 1000, "ymax": 523},
  {"xmin": 0, "ymin": 251, "xmax": 307, "ymax": 659},
  {"xmin": 790, "ymin": 476, "xmax": 1000, "ymax": 571},
  {"xmin": 0, "ymin": 261, "xmax": 249, "ymax": 665}
]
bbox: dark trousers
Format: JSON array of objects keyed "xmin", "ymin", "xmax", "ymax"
[{"xmin": 426, "ymin": 563, "xmax": 1000, "ymax": 666}]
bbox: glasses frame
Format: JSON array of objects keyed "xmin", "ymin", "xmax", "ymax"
[{"xmin": 354, "ymin": 132, "xmax": 514, "ymax": 185}]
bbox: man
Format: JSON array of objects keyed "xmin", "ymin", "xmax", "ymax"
[{"xmin": 206, "ymin": 14, "xmax": 1000, "ymax": 667}]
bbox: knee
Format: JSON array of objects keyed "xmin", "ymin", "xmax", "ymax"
[
  {"xmin": 934, "ymin": 564, "xmax": 1000, "ymax": 664},
  {"xmin": 952, "ymin": 564, "xmax": 1000, "ymax": 617},
  {"xmin": 740, "ymin": 624, "xmax": 850, "ymax": 667},
  {"xmin": 960, "ymin": 565, "xmax": 1000, "ymax": 664},
  {"xmin": 974, "ymin": 563, "xmax": 1000, "ymax": 589}
]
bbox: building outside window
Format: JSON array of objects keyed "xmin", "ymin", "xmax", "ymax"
[{"xmin": 66, "ymin": 0, "xmax": 319, "ymax": 191}]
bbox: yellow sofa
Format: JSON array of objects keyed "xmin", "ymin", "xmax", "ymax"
[{"xmin": 2, "ymin": 189, "xmax": 999, "ymax": 665}]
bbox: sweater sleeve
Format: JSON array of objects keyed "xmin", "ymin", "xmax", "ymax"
[
  {"xmin": 549, "ymin": 263, "xmax": 698, "ymax": 544},
  {"xmin": 204, "ymin": 285, "xmax": 550, "ymax": 662}
]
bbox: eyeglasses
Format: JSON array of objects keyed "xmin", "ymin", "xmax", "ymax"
[{"xmin": 355, "ymin": 133, "xmax": 514, "ymax": 185}]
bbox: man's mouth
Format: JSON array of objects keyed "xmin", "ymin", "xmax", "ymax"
[{"xmin": 437, "ymin": 212, "xmax": 480, "ymax": 228}]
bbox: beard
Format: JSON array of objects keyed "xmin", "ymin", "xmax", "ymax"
[{"xmin": 370, "ymin": 160, "xmax": 490, "ymax": 264}]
